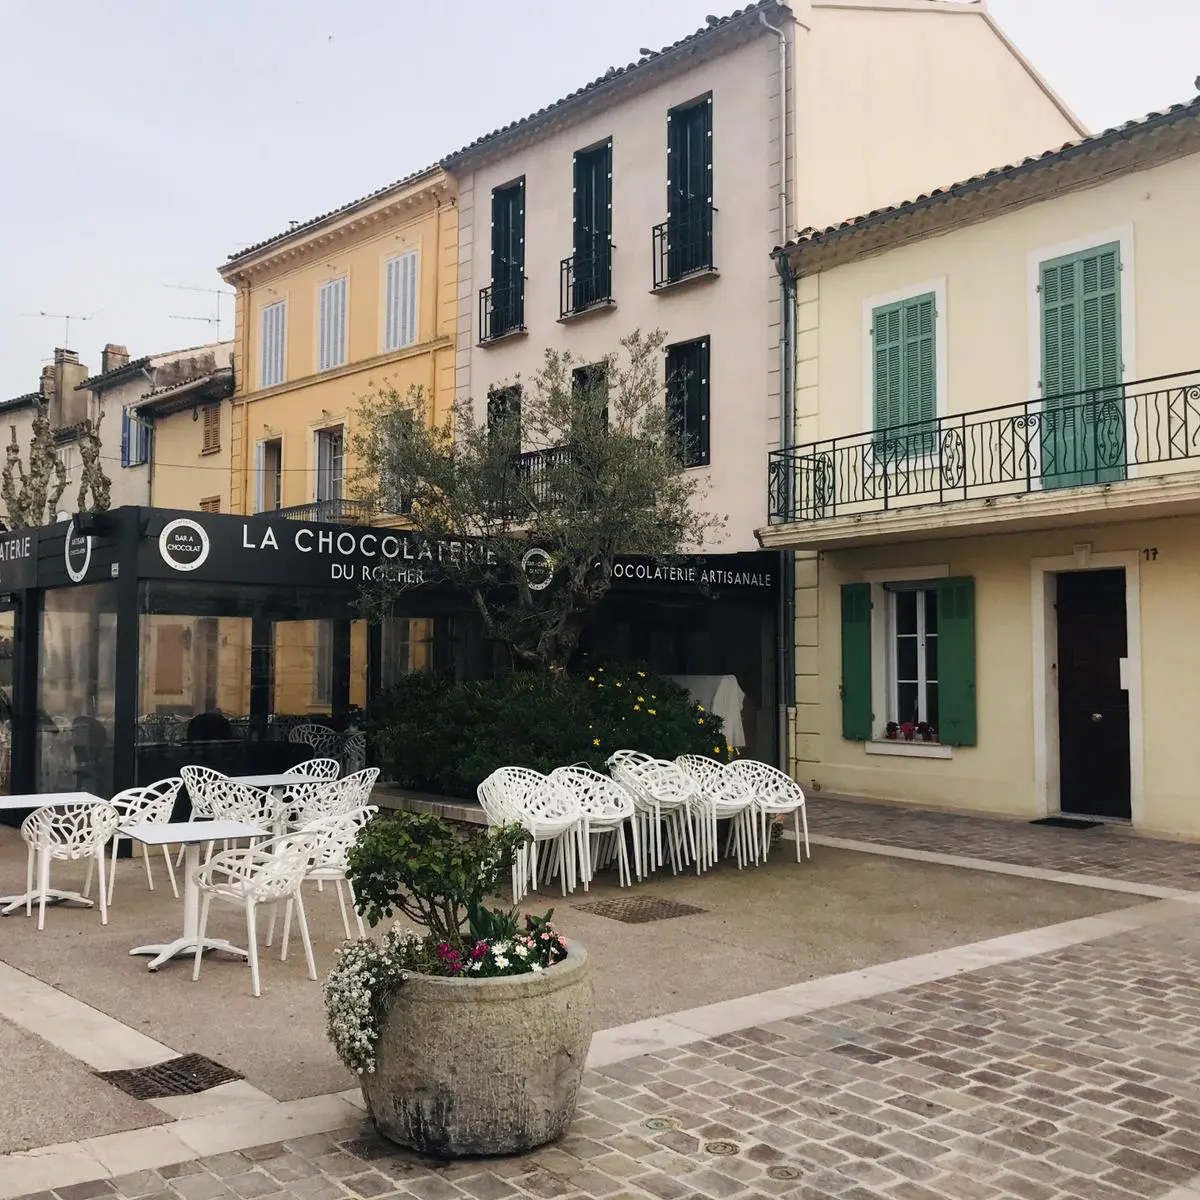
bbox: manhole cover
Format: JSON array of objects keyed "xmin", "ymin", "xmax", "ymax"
[
  {"xmin": 97, "ymin": 1053, "xmax": 243, "ymax": 1099},
  {"xmin": 767, "ymin": 1166, "xmax": 802, "ymax": 1181},
  {"xmin": 643, "ymin": 1117, "xmax": 680, "ymax": 1131},
  {"xmin": 575, "ymin": 896, "xmax": 707, "ymax": 924},
  {"xmin": 704, "ymin": 1141, "xmax": 739, "ymax": 1156}
]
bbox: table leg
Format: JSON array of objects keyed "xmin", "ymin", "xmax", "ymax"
[{"xmin": 129, "ymin": 843, "xmax": 247, "ymax": 971}]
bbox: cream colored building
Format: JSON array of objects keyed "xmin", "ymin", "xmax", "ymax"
[
  {"xmin": 762, "ymin": 95, "xmax": 1200, "ymax": 836},
  {"xmin": 448, "ymin": 0, "xmax": 1082, "ymax": 555}
]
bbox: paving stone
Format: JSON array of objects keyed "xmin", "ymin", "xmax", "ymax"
[{"xmin": 57, "ymin": 1185, "xmax": 117, "ymax": 1200}]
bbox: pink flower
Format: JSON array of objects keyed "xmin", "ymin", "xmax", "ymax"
[{"xmin": 471, "ymin": 941, "xmax": 488, "ymax": 960}]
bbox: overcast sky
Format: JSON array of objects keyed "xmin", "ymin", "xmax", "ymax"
[{"xmin": 1, "ymin": 0, "xmax": 1196, "ymax": 398}]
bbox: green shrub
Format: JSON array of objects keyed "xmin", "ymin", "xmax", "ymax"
[{"xmin": 365, "ymin": 663, "xmax": 727, "ymax": 798}]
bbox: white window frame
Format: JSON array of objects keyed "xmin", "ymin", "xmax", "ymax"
[
  {"xmin": 885, "ymin": 588, "xmax": 939, "ymax": 725},
  {"xmin": 384, "ymin": 250, "xmax": 419, "ymax": 352},
  {"xmin": 260, "ymin": 300, "xmax": 287, "ymax": 389},
  {"xmin": 255, "ymin": 438, "xmax": 283, "ymax": 512},
  {"xmin": 317, "ymin": 276, "xmax": 349, "ymax": 372},
  {"xmin": 314, "ymin": 426, "xmax": 345, "ymax": 502},
  {"xmin": 862, "ymin": 564, "xmax": 953, "ymax": 760}
]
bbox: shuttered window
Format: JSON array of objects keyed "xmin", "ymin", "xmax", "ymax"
[
  {"xmin": 840, "ymin": 576, "xmax": 976, "ymax": 746},
  {"xmin": 201, "ymin": 405, "xmax": 220, "ymax": 454},
  {"xmin": 665, "ymin": 336, "xmax": 710, "ymax": 468},
  {"xmin": 120, "ymin": 410, "xmax": 150, "ymax": 467},
  {"xmin": 872, "ymin": 293, "xmax": 936, "ymax": 453},
  {"xmin": 260, "ymin": 301, "xmax": 287, "ymax": 388},
  {"xmin": 385, "ymin": 251, "xmax": 419, "ymax": 351},
  {"xmin": 318, "ymin": 276, "xmax": 348, "ymax": 371},
  {"xmin": 1040, "ymin": 243, "xmax": 1124, "ymax": 487},
  {"xmin": 199, "ymin": 496, "xmax": 221, "ymax": 513}
]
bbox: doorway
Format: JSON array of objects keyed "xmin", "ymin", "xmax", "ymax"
[{"xmin": 1055, "ymin": 568, "xmax": 1130, "ymax": 818}]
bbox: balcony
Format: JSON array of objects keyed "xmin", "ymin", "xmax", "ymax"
[
  {"xmin": 764, "ymin": 372, "xmax": 1200, "ymax": 547},
  {"xmin": 276, "ymin": 499, "xmax": 375, "ymax": 525},
  {"xmin": 559, "ymin": 242, "xmax": 614, "ymax": 319},
  {"xmin": 652, "ymin": 204, "xmax": 716, "ymax": 291},
  {"xmin": 479, "ymin": 277, "xmax": 526, "ymax": 344}
]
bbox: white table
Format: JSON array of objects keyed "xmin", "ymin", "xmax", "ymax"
[
  {"xmin": 226, "ymin": 773, "xmax": 303, "ymax": 789},
  {"xmin": 0, "ymin": 793, "xmax": 107, "ymax": 915},
  {"xmin": 124, "ymin": 820, "xmax": 264, "ymax": 971}
]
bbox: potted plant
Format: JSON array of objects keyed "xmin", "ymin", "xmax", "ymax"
[
  {"xmin": 885, "ymin": 722, "xmax": 899, "ymax": 740},
  {"xmin": 324, "ymin": 812, "xmax": 594, "ymax": 1157},
  {"xmin": 916, "ymin": 721, "xmax": 937, "ymax": 743},
  {"xmin": 900, "ymin": 721, "xmax": 916, "ymax": 741}
]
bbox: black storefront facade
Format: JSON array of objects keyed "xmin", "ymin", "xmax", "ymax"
[{"xmin": 0, "ymin": 507, "xmax": 780, "ymax": 804}]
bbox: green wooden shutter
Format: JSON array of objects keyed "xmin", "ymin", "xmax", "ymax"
[
  {"xmin": 840, "ymin": 582, "xmax": 872, "ymax": 741},
  {"xmin": 873, "ymin": 294, "xmax": 936, "ymax": 449},
  {"xmin": 1080, "ymin": 246, "xmax": 1121, "ymax": 391},
  {"xmin": 936, "ymin": 576, "xmax": 976, "ymax": 746},
  {"xmin": 872, "ymin": 305, "xmax": 902, "ymax": 432}
]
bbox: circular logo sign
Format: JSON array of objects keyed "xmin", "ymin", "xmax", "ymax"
[
  {"xmin": 159, "ymin": 518, "xmax": 211, "ymax": 573},
  {"xmin": 64, "ymin": 520, "xmax": 92, "ymax": 584},
  {"xmin": 521, "ymin": 547, "xmax": 555, "ymax": 591}
]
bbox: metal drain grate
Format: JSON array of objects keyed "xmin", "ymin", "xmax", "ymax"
[
  {"xmin": 97, "ymin": 1053, "xmax": 243, "ymax": 1099},
  {"xmin": 575, "ymin": 896, "xmax": 707, "ymax": 924}
]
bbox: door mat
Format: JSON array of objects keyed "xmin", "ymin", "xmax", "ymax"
[
  {"xmin": 96, "ymin": 1052, "xmax": 243, "ymax": 1099},
  {"xmin": 1030, "ymin": 816, "xmax": 1103, "ymax": 830}
]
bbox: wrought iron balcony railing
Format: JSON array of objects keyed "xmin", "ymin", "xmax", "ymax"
[
  {"xmin": 277, "ymin": 499, "xmax": 375, "ymax": 524},
  {"xmin": 479, "ymin": 276, "xmax": 525, "ymax": 343},
  {"xmin": 652, "ymin": 203, "xmax": 715, "ymax": 289},
  {"xmin": 560, "ymin": 241, "xmax": 613, "ymax": 317},
  {"xmin": 767, "ymin": 371, "xmax": 1200, "ymax": 524},
  {"xmin": 513, "ymin": 445, "xmax": 577, "ymax": 510}
]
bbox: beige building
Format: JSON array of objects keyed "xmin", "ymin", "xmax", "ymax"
[
  {"xmin": 448, "ymin": 0, "xmax": 1082, "ymax": 556},
  {"xmin": 762, "ymin": 94, "xmax": 1200, "ymax": 836}
]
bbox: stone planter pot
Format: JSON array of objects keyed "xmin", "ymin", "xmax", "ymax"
[{"xmin": 362, "ymin": 945, "xmax": 594, "ymax": 1157}]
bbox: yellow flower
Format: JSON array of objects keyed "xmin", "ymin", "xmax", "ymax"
[
  {"xmin": 588, "ymin": 675, "xmax": 595, "ymax": 682},
  {"xmin": 698, "ymin": 718, "xmax": 706, "ymax": 726},
  {"xmin": 713, "ymin": 745, "xmax": 722, "ymax": 754},
  {"xmin": 633, "ymin": 704, "xmax": 641, "ymax": 711},
  {"xmin": 597, "ymin": 666, "xmax": 605, "ymax": 673},
  {"xmin": 697, "ymin": 705, "xmax": 705, "ymax": 713},
  {"xmin": 637, "ymin": 670, "xmax": 646, "ymax": 678},
  {"xmin": 637, "ymin": 695, "xmax": 645, "ymax": 702},
  {"xmin": 592, "ymin": 737, "xmax": 601, "ymax": 747},
  {"xmin": 615, "ymin": 681, "xmax": 622, "ymax": 688},
  {"xmin": 726, "ymin": 745, "xmax": 734, "ymax": 755},
  {"xmin": 648, "ymin": 708, "xmax": 657, "ymax": 716}
]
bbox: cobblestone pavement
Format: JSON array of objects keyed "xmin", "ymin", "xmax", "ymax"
[
  {"xmin": 27, "ymin": 916, "xmax": 1200, "ymax": 1200},
  {"xmin": 808, "ymin": 796, "xmax": 1200, "ymax": 892}
]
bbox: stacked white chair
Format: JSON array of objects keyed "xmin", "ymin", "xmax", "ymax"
[
  {"xmin": 607, "ymin": 752, "xmax": 697, "ymax": 877},
  {"xmin": 21, "ymin": 802, "xmax": 120, "ymax": 930},
  {"xmin": 286, "ymin": 757, "xmax": 341, "ymax": 781},
  {"xmin": 339, "ymin": 766, "xmax": 380, "ymax": 808},
  {"xmin": 268, "ymin": 804, "xmax": 378, "ymax": 950},
  {"xmin": 101, "ymin": 777, "xmax": 184, "ymax": 899},
  {"xmin": 676, "ymin": 756, "xmax": 760, "ymax": 871},
  {"xmin": 342, "ymin": 732, "xmax": 367, "ymax": 774},
  {"xmin": 550, "ymin": 766, "xmax": 639, "ymax": 888},
  {"xmin": 289, "ymin": 724, "xmax": 341, "ymax": 757},
  {"xmin": 192, "ymin": 832, "xmax": 318, "ymax": 997},
  {"xmin": 728, "ymin": 759, "xmax": 810, "ymax": 862}
]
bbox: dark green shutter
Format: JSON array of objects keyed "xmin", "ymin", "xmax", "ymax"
[
  {"xmin": 872, "ymin": 305, "xmax": 903, "ymax": 432},
  {"xmin": 873, "ymin": 293, "xmax": 936, "ymax": 445},
  {"xmin": 936, "ymin": 576, "xmax": 976, "ymax": 746},
  {"xmin": 840, "ymin": 583, "xmax": 872, "ymax": 741}
]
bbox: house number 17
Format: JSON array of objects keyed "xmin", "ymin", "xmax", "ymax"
[{"xmin": 1143, "ymin": 547, "xmax": 1159, "ymax": 561}]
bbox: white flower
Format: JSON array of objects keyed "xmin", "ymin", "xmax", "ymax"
[
  {"xmin": 530, "ymin": 962, "xmax": 544, "ymax": 973},
  {"xmin": 471, "ymin": 961, "xmax": 482, "ymax": 971},
  {"xmin": 493, "ymin": 955, "xmax": 510, "ymax": 970},
  {"xmin": 492, "ymin": 941, "xmax": 510, "ymax": 955},
  {"xmin": 514, "ymin": 944, "xmax": 529, "ymax": 958}
]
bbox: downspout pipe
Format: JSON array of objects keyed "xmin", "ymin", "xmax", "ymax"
[{"xmin": 760, "ymin": 9, "xmax": 795, "ymax": 772}]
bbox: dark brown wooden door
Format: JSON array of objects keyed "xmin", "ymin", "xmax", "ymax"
[{"xmin": 1056, "ymin": 569, "xmax": 1130, "ymax": 818}]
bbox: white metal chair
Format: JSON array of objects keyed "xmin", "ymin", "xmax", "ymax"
[
  {"xmin": 192, "ymin": 832, "xmax": 317, "ymax": 997},
  {"xmin": 102, "ymin": 777, "xmax": 184, "ymax": 900},
  {"xmin": 677, "ymin": 756, "xmax": 759, "ymax": 871},
  {"xmin": 177, "ymin": 765, "xmax": 227, "ymax": 866},
  {"xmin": 727, "ymin": 759, "xmax": 810, "ymax": 863},
  {"xmin": 550, "ymin": 766, "xmax": 639, "ymax": 888},
  {"xmin": 339, "ymin": 766, "xmax": 380, "ymax": 807},
  {"xmin": 608, "ymin": 753, "xmax": 697, "ymax": 877},
  {"xmin": 268, "ymin": 805, "xmax": 378, "ymax": 951},
  {"xmin": 342, "ymin": 732, "xmax": 367, "ymax": 774},
  {"xmin": 21, "ymin": 802, "xmax": 120, "ymax": 930},
  {"xmin": 287, "ymin": 757, "xmax": 341, "ymax": 781},
  {"xmin": 289, "ymin": 724, "xmax": 342, "ymax": 757},
  {"xmin": 205, "ymin": 777, "xmax": 276, "ymax": 837}
]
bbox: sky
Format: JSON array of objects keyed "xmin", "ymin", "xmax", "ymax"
[{"xmin": 1, "ymin": 0, "xmax": 1197, "ymax": 399}]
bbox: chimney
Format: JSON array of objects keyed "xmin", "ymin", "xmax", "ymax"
[
  {"xmin": 101, "ymin": 343, "xmax": 130, "ymax": 374},
  {"xmin": 39, "ymin": 365, "xmax": 55, "ymax": 401},
  {"xmin": 53, "ymin": 348, "xmax": 90, "ymax": 427}
]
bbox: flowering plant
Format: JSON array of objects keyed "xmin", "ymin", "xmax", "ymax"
[{"xmin": 324, "ymin": 812, "xmax": 570, "ymax": 1075}]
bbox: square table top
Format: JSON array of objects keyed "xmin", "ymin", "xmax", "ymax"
[
  {"xmin": 122, "ymin": 820, "xmax": 265, "ymax": 846},
  {"xmin": 226, "ymin": 772, "xmax": 308, "ymax": 789},
  {"xmin": 0, "ymin": 792, "xmax": 106, "ymax": 812}
]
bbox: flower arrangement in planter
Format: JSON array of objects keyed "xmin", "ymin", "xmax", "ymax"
[
  {"xmin": 916, "ymin": 721, "xmax": 937, "ymax": 743},
  {"xmin": 324, "ymin": 811, "xmax": 593, "ymax": 1158},
  {"xmin": 885, "ymin": 722, "xmax": 900, "ymax": 740}
]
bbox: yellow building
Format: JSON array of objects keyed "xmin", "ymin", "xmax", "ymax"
[
  {"xmin": 219, "ymin": 166, "xmax": 457, "ymax": 519},
  {"xmin": 216, "ymin": 166, "xmax": 455, "ymax": 715},
  {"xmin": 763, "ymin": 95, "xmax": 1200, "ymax": 837}
]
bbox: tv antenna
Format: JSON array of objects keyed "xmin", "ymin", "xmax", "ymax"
[
  {"xmin": 20, "ymin": 310, "xmax": 97, "ymax": 346},
  {"xmin": 164, "ymin": 284, "xmax": 234, "ymax": 341}
]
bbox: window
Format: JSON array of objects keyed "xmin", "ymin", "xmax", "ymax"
[
  {"xmin": 385, "ymin": 251, "xmax": 419, "ymax": 351},
  {"xmin": 154, "ymin": 624, "xmax": 186, "ymax": 695},
  {"xmin": 659, "ymin": 95, "xmax": 714, "ymax": 284},
  {"xmin": 482, "ymin": 179, "xmax": 525, "ymax": 340},
  {"xmin": 381, "ymin": 617, "xmax": 434, "ymax": 687},
  {"xmin": 872, "ymin": 292, "xmax": 935, "ymax": 453},
  {"xmin": 318, "ymin": 276, "xmax": 348, "ymax": 371},
  {"xmin": 120, "ymin": 409, "xmax": 151, "ymax": 468},
  {"xmin": 201, "ymin": 405, "xmax": 221, "ymax": 454},
  {"xmin": 313, "ymin": 620, "xmax": 333, "ymax": 705},
  {"xmin": 487, "ymin": 385, "xmax": 521, "ymax": 445},
  {"xmin": 665, "ymin": 336, "xmax": 710, "ymax": 467},
  {"xmin": 254, "ymin": 439, "xmax": 283, "ymax": 512},
  {"xmin": 315, "ymin": 427, "xmax": 344, "ymax": 501},
  {"xmin": 260, "ymin": 300, "xmax": 287, "ymax": 388},
  {"xmin": 567, "ymin": 141, "xmax": 612, "ymax": 313},
  {"xmin": 199, "ymin": 496, "xmax": 221, "ymax": 513},
  {"xmin": 1040, "ymin": 242, "xmax": 1124, "ymax": 488},
  {"xmin": 572, "ymin": 363, "xmax": 609, "ymax": 432},
  {"xmin": 840, "ymin": 577, "xmax": 976, "ymax": 746}
]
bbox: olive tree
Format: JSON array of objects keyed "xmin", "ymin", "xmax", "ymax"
[{"xmin": 352, "ymin": 328, "xmax": 724, "ymax": 673}]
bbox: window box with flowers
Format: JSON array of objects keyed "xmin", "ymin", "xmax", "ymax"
[{"xmin": 324, "ymin": 811, "xmax": 593, "ymax": 1157}]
